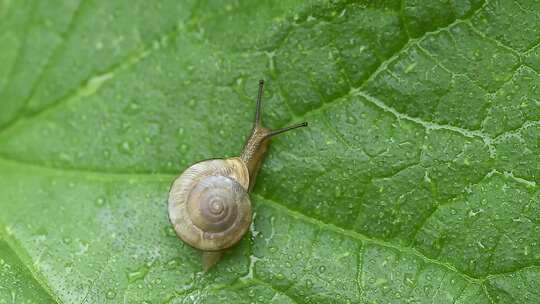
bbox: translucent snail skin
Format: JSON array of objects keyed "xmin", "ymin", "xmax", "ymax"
[{"xmin": 168, "ymin": 80, "xmax": 308, "ymax": 271}]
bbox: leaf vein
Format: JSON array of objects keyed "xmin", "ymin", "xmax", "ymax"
[
  {"xmin": 0, "ymin": 223, "xmax": 60, "ymax": 304},
  {"xmin": 0, "ymin": 8, "xmax": 180, "ymax": 135},
  {"xmin": 253, "ymin": 193, "xmax": 482, "ymax": 282}
]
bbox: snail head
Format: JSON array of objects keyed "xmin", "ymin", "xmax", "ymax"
[{"xmin": 240, "ymin": 80, "xmax": 308, "ymax": 188}]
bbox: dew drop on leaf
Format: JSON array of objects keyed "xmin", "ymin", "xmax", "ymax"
[
  {"xmin": 121, "ymin": 141, "xmax": 131, "ymax": 153},
  {"xmin": 95, "ymin": 197, "xmax": 105, "ymax": 207},
  {"xmin": 105, "ymin": 289, "xmax": 117, "ymax": 300},
  {"xmin": 166, "ymin": 258, "xmax": 180, "ymax": 270},
  {"xmin": 127, "ymin": 264, "xmax": 150, "ymax": 283},
  {"xmin": 164, "ymin": 226, "xmax": 176, "ymax": 237}
]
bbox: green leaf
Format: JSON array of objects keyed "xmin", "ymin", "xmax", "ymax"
[
  {"xmin": 0, "ymin": 236, "xmax": 55, "ymax": 303},
  {"xmin": 0, "ymin": 0, "xmax": 539, "ymax": 303}
]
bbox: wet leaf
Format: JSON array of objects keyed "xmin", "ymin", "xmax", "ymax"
[{"xmin": 0, "ymin": 0, "xmax": 539, "ymax": 303}]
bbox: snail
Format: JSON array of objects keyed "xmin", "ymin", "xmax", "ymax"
[{"xmin": 168, "ymin": 80, "xmax": 307, "ymax": 271}]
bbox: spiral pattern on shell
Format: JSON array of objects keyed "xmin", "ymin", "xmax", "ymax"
[{"xmin": 168, "ymin": 158, "xmax": 251, "ymax": 251}]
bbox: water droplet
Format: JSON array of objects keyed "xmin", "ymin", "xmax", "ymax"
[
  {"xmin": 96, "ymin": 197, "xmax": 105, "ymax": 207},
  {"xmin": 164, "ymin": 226, "xmax": 176, "ymax": 237},
  {"xmin": 404, "ymin": 59, "xmax": 418, "ymax": 73},
  {"xmin": 166, "ymin": 258, "xmax": 180, "ymax": 270},
  {"xmin": 121, "ymin": 141, "xmax": 131, "ymax": 152},
  {"xmin": 318, "ymin": 265, "xmax": 326, "ymax": 273},
  {"xmin": 334, "ymin": 186, "xmax": 342, "ymax": 197},
  {"xmin": 275, "ymin": 273, "xmax": 284, "ymax": 280},
  {"xmin": 128, "ymin": 102, "xmax": 141, "ymax": 114},
  {"xmin": 105, "ymin": 289, "xmax": 116, "ymax": 299},
  {"xmin": 269, "ymin": 246, "xmax": 277, "ymax": 253},
  {"xmin": 127, "ymin": 265, "xmax": 150, "ymax": 283}
]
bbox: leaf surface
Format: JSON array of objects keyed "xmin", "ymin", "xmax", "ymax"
[{"xmin": 0, "ymin": 0, "xmax": 539, "ymax": 303}]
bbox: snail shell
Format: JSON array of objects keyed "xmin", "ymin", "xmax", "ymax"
[{"xmin": 168, "ymin": 158, "xmax": 251, "ymax": 251}]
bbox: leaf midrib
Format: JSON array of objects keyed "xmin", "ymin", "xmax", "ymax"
[
  {"xmin": 1, "ymin": 155, "xmax": 535, "ymax": 282},
  {"xmin": 0, "ymin": 223, "xmax": 59, "ymax": 303}
]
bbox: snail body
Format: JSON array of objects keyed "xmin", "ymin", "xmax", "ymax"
[{"xmin": 168, "ymin": 80, "xmax": 307, "ymax": 271}]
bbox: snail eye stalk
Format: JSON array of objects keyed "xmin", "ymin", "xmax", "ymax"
[
  {"xmin": 264, "ymin": 122, "xmax": 308, "ymax": 138},
  {"xmin": 254, "ymin": 79, "xmax": 265, "ymax": 127},
  {"xmin": 252, "ymin": 79, "xmax": 308, "ymax": 138}
]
